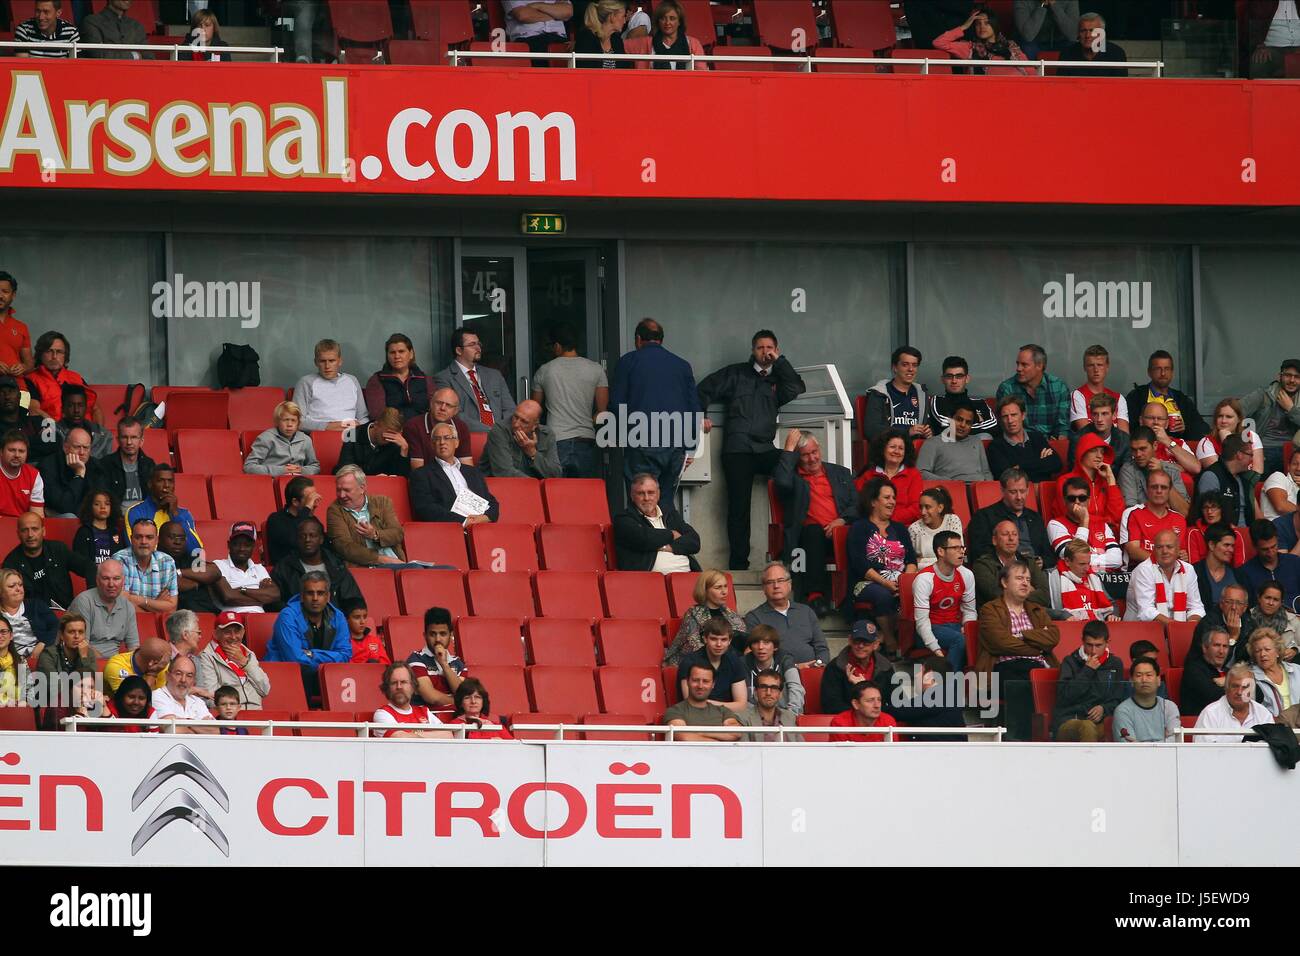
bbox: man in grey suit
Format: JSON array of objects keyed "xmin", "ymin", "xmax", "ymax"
[{"xmin": 434, "ymin": 329, "xmax": 516, "ymax": 435}]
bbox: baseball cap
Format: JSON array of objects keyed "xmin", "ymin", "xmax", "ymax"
[
  {"xmin": 0, "ymin": 375, "xmax": 17, "ymax": 390},
  {"xmin": 850, "ymin": 619, "xmax": 880, "ymax": 643},
  {"xmin": 229, "ymin": 521, "xmax": 257, "ymax": 541},
  {"xmin": 215, "ymin": 611, "xmax": 245, "ymax": 630}
]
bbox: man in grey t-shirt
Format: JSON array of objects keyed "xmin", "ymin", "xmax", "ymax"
[{"xmin": 531, "ymin": 324, "xmax": 608, "ymax": 478}]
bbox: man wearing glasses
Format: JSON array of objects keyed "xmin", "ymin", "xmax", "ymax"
[
  {"xmin": 409, "ymin": 423, "xmax": 499, "ymax": 526},
  {"xmin": 912, "ymin": 531, "xmax": 976, "ymax": 668},
  {"xmin": 743, "ymin": 561, "xmax": 828, "ymax": 668},
  {"xmin": 1187, "ymin": 584, "xmax": 1254, "ymax": 671},
  {"xmin": 734, "ymin": 668, "xmax": 801, "ymax": 741},
  {"xmin": 925, "ymin": 356, "xmax": 996, "ymax": 438}
]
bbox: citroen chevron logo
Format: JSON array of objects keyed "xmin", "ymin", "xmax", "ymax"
[{"xmin": 130, "ymin": 744, "xmax": 231, "ymax": 857}]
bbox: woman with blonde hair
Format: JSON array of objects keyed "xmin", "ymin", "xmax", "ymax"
[
  {"xmin": 575, "ymin": 0, "xmax": 632, "ymax": 69},
  {"xmin": 244, "ymin": 400, "xmax": 320, "ymax": 477},
  {"xmin": 663, "ymin": 569, "xmax": 746, "ymax": 666},
  {"xmin": 1196, "ymin": 397, "xmax": 1264, "ymax": 473},
  {"xmin": 0, "ymin": 568, "xmax": 55, "ymax": 667},
  {"xmin": 1247, "ymin": 627, "xmax": 1300, "ymax": 716},
  {"xmin": 0, "ymin": 618, "xmax": 24, "ymax": 706}
]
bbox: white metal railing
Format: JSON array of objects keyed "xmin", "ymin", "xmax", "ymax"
[
  {"xmin": 0, "ymin": 40, "xmax": 283, "ymax": 61},
  {"xmin": 60, "ymin": 715, "xmax": 1004, "ymax": 741},
  {"xmin": 447, "ymin": 49, "xmax": 1164, "ymax": 77},
  {"xmin": 778, "ymin": 363, "xmax": 854, "ymax": 467}
]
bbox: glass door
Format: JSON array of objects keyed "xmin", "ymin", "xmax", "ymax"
[
  {"xmin": 526, "ymin": 248, "xmax": 603, "ymax": 381},
  {"xmin": 458, "ymin": 246, "xmax": 529, "ymax": 398}
]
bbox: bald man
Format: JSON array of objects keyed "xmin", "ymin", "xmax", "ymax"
[
  {"xmin": 481, "ymin": 399, "xmax": 562, "ymax": 479},
  {"xmin": 103, "ymin": 636, "xmax": 172, "ymax": 693},
  {"xmin": 405, "ymin": 386, "xmax": 472, "ymax": 469}
]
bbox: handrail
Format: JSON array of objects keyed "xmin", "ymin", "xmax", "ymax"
[
  {"xmin": 447, "ymin": 49, "xmax": 1164, "ymax": 77},
  {"xmin": 0, "ymin": 40, "xmax": 284, "ymax": 61},
  {"xmin": 60, "ymin": 715, "xmax": 1004, "ymax": 742}
]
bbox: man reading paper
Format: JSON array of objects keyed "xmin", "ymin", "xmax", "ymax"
[{"xmin": 410, "ymin": 422, "xmax": 501, "ymax": 525}]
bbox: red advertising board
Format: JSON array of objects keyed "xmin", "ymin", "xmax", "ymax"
[{"xmin": 1, "ymin": 60, "xmax": 1297, "ymax": 205}]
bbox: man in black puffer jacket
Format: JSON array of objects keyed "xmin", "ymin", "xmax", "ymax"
[{"xmin": 697, "ymin": 330, "xmax": 805, "ymax": 571}]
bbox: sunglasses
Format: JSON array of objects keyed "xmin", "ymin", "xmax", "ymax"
[{"xmin": 1065, "ymin": 494, "xmax": 1090, "ymax": 503}]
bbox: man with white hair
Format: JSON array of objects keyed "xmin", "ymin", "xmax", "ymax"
[
  {"xmin": 409, "ymin": 422, "xmax": 499, "ymax": 526},
  {"xmin": 771, "ymin": 427, "xmax": 857, "ymax": 615},
  {"xmin": 325, "ymin": 464, "xmax": 407, "ymax": 566},
  {"xmin": 613, "ymin": 473, "xmax": 700, "ymax": 574},
  {"xmin": 151, "ymin": 654, "xmax": 216, "ymax": 733},
  {"xmin": 481, "ymin": 399, "xmax": 562, "ymax": 479},
  {"xmin": 1124, "ymin": 529, "xmax": 1205, "ymax": 622},
  {"xmin": 1056, "ymin": 11, "xmax": 1128, "ymax": 77},
  {"xmin": 68, "ymin": 557, "xmax": 139, "ymax": 658},
  {"xmin": 1193, "ymin": 663, "xmax": 1274, "ymax": 743}
]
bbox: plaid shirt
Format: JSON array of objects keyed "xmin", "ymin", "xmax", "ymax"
[
  {"xmin": 996, "ymin": 372, "xmax": 1071, "ymax": 439},
  {"xmin": 112, "ymin": 548, "xmax": 179, "ymax": 600}
]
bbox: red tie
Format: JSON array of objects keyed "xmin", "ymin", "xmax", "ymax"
[{"xmin": 467, "ymin": 368, "xmax": 494, "ymax": 427}]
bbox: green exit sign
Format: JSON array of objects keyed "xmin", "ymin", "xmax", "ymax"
[{"xmin": 521, "ymin": 213, "xmax": 566, "ymax": 236}]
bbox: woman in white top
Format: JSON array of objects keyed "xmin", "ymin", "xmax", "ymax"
[
  {"xmin": 1260, "ymin": 445, "xmax": 1300, "ymax": 520},
  {"xmin": 1196, "ymin": 398, "xmax": 1263, "ymax": 473},
  {"xmin": 908, "ymin": 486, "xmax": 963, "ymax": 570}
]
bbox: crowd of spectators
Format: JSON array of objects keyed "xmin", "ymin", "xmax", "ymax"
[{"xmin": 0, "ymin": 261, "xmax": 1298, "ymax": 744}]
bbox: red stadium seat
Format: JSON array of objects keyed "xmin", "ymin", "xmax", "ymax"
[
  {"xmin": 329, "ymin": 0, "xmax": 393, "ymax": 46},
  {"xmin": 1167, "ymin": 621, "xmax": 1197, "ymax": 668},
  {"xmin": 0, "ymin": 706, "xmax": 36, "ymax": 731},
  {"xmin": 135, "ymin": 609, "xmax": 161, "ymax": 642},
  {"xmin": 142, "ymin": 429, "xmax": 172, "ymax": 468},
  {"xmin": 1165, "ymin": 667, "xmax": 1183, "ymax": 709},
  {"xmin": 258, "ymin": 662, "xmax": 310, "ymax": 712},
  {"xmin": 175, "ymin": 430, "xmax": 243, "ymax": 475},
  {"xmin": 581, "ymin": 713, "xmax": 654, "ymax": 741},
  {"xmin": 827, "ymin": 0, "xmax": 895, "ymax": 51},
  {"xmin": 712, "ymin": 46, "xmax": 776, "ymax": 70},
  {"xmin": 237, "ymin": 710, "xmax": 293, "ymax": 736},
  {"xmin": 527, "ymin": 665, "xmax": 599, "ymax": 715},
  {"xmin": 1107, "ymin": 621, "xmax": 1170, "ymax": 670},
  {"xmin": 226, "ymin": 387, "xmax": 287, "ymax": 432},
  {"xmin": 666, "ymin": 570, "xmax": 737, "ymax": 616},
  {"xmin": 890, "ymin": 47, "xmax": 953, "ymax": 73},
  {"xmin": 535, "ymin": 570, "xmax": 605, "ymax": 621},
  {"xmin": 385, "ymin": 616, "xmax": 427, "ymax": 660},
  {"xmin": 1030, "ymin": 667, "xmax": 1059, "ymax": 741},
  {"xmin": 89, "ymin": 384, "xmax": 130, "ymax": 433},
  {"xmin": 44, "ymin": 516, "xmax": 78, "ymax": 548},
  {"xmin": 466, "ymin": 570, "xmax": 537, "ymax": 618},
  {"xmin": 595, "ymin": 666, "xmax": 667, "ymax": 722},
  {"xmin": 467, "ymin": 665, "xmax": 531, "ymax": 715},
  {"xmin": 388, "ymin": 39, "xmax": 443, "ymax": 64},
  {"xmin": 526, "ymin": 618, "xmax": 597, "ymax": 666},
  {"xmin": 365, "ymin": 475, "xmax": 412, "ymax": 522},
  {"xmin": 602, "ymin": 571, "xmax": 671, "ymax": 626},
  {"xmin": 403, "ymin": 522, "xmax": 470, "ymax": 570},
  {"xmin": 542, "ymin": 479, "xmax": 611, "ymax": 527},
  {"xmin": 676, "ymin": 0, "xmax": 718, "ymax": 49},
  {"xmin": 192, "ymin": 521, "xmax": 239, "ymax": 562},
  {"xmin": 171, "ymin": 473, "xmax": 213, "ymax": 519},
  {"xmin": 661, "ymin": 665, "xmax": 681, "ymax": 706},
  {"xmin": 800, "ymin": 664, "xmax": 824, "ymax": 714},
  {"xmin": 310, "ymin": 431, "xmax": 345, "ymax": 475},
  {"xmin": 210, "ymin": 474, "xmax": 276, "ymax": 522},
  {"xmin": 796, "ymin": 713, "xmax": 836, "ymax": 741},
  {"xmin": 468, "ymin": 522, "xmax": 540, "ymax": 573},
  {"xmin": 1049, "ymin": 438, "xmax": 1070, "ymax": 466},
  {"xmin": 243, "ymin": 613, "xmax": 277, "ymax": 660},
  {"xmin": 753, "ymin": 0, "xmax": 819, "ymax": 51},
  {"xmin": 469, "ymin": 431, "xmax": 488, "ymax": 462},
  {"xmin": 1053, "ymin": 620, "xmax": 1088, "ymax": 659},
  {"xmin": 485, "ymin": 477, "xmax": 546, "ymax": 526},
  {"xmin": 963, "ymin": 620, "xmax": 980, "ymax": 676},
  {"xmin": 813, "ymin": 48, "xmax": 886, "ymax": 72},
  {"xmin": 457, "ymin": 617, "xmax": 526, "ymax": 666},
  {"xmin": 165, "ymin": 392, "xmax": 229, "ymax": 433},
  {"xmin": 351, "ymin": 568, "xmax": 403, "ymax": 624},
  {"xmin": 397, "ymin": 569, "xmax": 468, "ymax": 619},
  {"xmin": 320, "ymin": 663, "xmax": 388, "ymax": 713},
  {"xmin": 1039, "ymin": 480, "xmax": 1062, "ymax": 522},
  {"xmin": 510, "ymin": 712, "xmax": 577, "ymax": 740},
  {"xmin": 597, "ymin": 618, "xmax": 664, "ymax": 667},
  {"xmin": 240, "ymin": 430, "xmax": 265, "ymax": 456},
  {"xmin": 294, "ymin": 711, "xmax": 361, "ymax": 737},
  {"xmin": 538, "ymin": 524, "xmax": 606, "ymax": 572}
]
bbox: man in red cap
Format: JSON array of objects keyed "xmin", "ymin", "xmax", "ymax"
[
  {"xmin": 213, "ymin": 521, "xmax": 279, "ymax": 614},
  {"xmin": 196, "ymin": 610, "xmax": 272, "ymax": 709}
]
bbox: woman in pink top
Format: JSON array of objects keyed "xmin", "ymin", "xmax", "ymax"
[{"xmin": 935, "ymin": 8, "xmax": 1031, "ymax": 76}]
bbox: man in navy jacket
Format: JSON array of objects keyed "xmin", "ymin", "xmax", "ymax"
[{"xmin": 608, "ymin": 319, "xmax": 701, "ymax": 508}]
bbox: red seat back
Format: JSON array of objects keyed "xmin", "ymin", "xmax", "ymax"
[
  {"xmin": 676, "ymin": 0, "xmax": 717, "ymax": 49},
  {"xmin": 539, "ymin": 524, "xmax": 607, "ymax": 572},
  {"xmin": 510, "ymin": 712, "xmax": 577, "ymax": 740},
  {"xmin": 227, "ymin": 387, "xmax": 287, "ymax": 432},
  {"xmin": 258, "ymin": 661, "xmax": 309, "ymax": 712},
  {"xmin": 602, "ymin": 571, "xmax": 671, "ymax": 625},
  {"xmin": 527, "ymin": 665, "xmax": 599, "ymax": 715},
  {"xmin": 827, "ymin": 0, "xmax": 895, "ymax": 51},
  {"xmin": 351, "ymin": 568, "xmax": 403, "ymax": 623},
  {"xmin": 365, "ymin": 475, "xmax": 412, "ymax": 523},
  {"xmin": 712, "ymin": 46, "xmax": 776, "ymax": 70},
  {"xmin": 294, "ymin": 710, "xmax": 361, "ymax": 737},
  {"xmin": 397, "ymin": 569, "xmax": 468, "ymax": 620},
  {"xmin": 457, "ymin": 617, "xmax": 527, "ymax": 666},
  {"xmin": 542, "ymin": 478, "xmax": 611, "ymax": 527},
  {"xmin": 535, "ymin": 570, "xmax": 605, "ymax": 621},
  {"xmin": 89, "ymin": 384, "xmax": 130, "ymax": 433},
  {"xmin": 319, "ymin": 663, "xmax": 388, "ymax": 712},
  {"xmin": 595, "ymin": 666, "xmax": 667, "ymax": 722},
  {"xmin": 467, "ymin": 664, "xmax": 531, "ymax": 715},
  {"xmin": 1165, "ymin": 667, "xmax": 1183, "ymax": 709},
  {"xmin": 165, "ymin": 392, "xmax": 229, "ymax": 433},
  {"xmin": 581, "ymin": 713, "xmax": 654, "ymax": 741},
  {"xmin": 1167, "ymin": 621, "xmax": 1197, "ymax": 668},
  {"xmin": 469, "ymin": 522, "xmax": 540, "ymax": 573},
  {"xmin": 175, "ymin": 429, "xmax": 243, "ymax": 475},
  {"xmin": 210, "ymin": 474, "xmax": 277, "ymax": 522},
  {"xmin": 410, "ymin": 0, "xmax": 474, "ymax": 43},
  {"xmin": 172, "ymin": 472, "xmax": 213, "ymax": 519},
  {"xmin": 466, "ymin": 570, "xmax": 537, "ymax": 618},
  {"xmin": 237, "ymin": 709, "xmax": 293, "ymax": 736},
  {"xmin": 800, "ymin": 664, "xmax": 824, "ymax": 714},
  {"xmin": 385, "ymin": 615, "xmax": 427, "ymax": 661},
  {"xmin": 44, "ymin": 516, "xmax": 79, "ymax": 548},
  {"xmin": 311, "ymin": 431, "xmax": 345, "ymax": 476},
  {"xmin": 813, "ymin": 48, "xmax": 885, "ymax": 72},
  {"xmin": 0, "ymin": 706, "xmax": 36, "ymax": 731},
  {"xmin": 1107, "ymin": 621, "xmax": 1171, "ymax": 671},
  {"xmin": 1030, "ymin": 667, "xmax": 1059, "ymax": 731},
  {"xmin": 597, "ymin": 618, "xmax": 664, "ymax": 667},
  {"xmin": 328, "ymin": 0, "xmax": 394, "ymax": 43},
  {"xmin": 753, "ymin": 0, "xmax": 819, "ymax": 51},
  {"xmin": 485, "ymin": 477, "xmax": 547, "ymax": 526},
  {"xmin": 890, "ymin": 47, "xmax": 954, "ymax": 73},
  {"xmin": 527, "ymin": 618, "xmax": 597, "ymax": 667},
  {"xmin": 403, "ymin": 522, "xmax": 470, "ymax": 570}
]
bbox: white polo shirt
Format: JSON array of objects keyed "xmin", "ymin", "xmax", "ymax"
[
  {"xmin": 152, "ymin": 687, "xmax": 213, "ymax": 722},
  {"xmin": 214, "ymin": 558, "xmax": 271, "ymax": 613}
]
